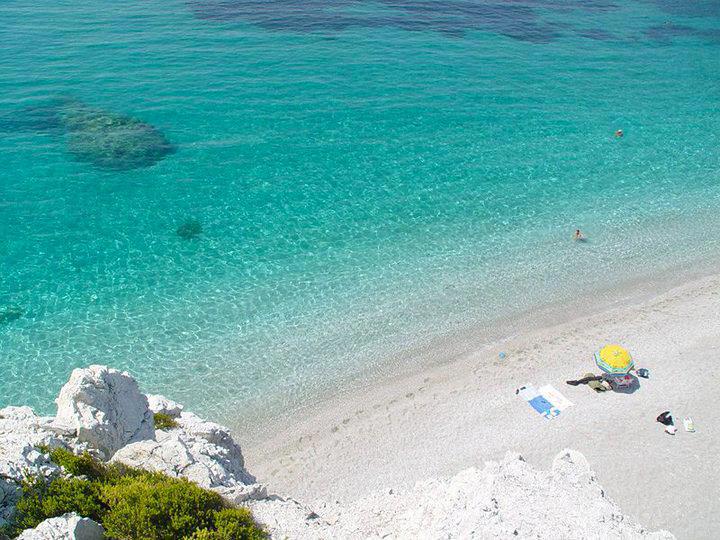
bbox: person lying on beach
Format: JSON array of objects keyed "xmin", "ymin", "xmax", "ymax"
[
  {"xmin": 573, "ymin": 229, "xmax": 585, "ymax": 241},
  {"xmin": 566, "ymin": 373, "xmax": 611, "ymax": 392},
  {"xmin": 566, "ymin": 374, "xmax": 602, "ymax": 386}
]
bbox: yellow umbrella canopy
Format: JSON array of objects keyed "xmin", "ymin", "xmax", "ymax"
[{"xmin": 594, "ymin": 344, "xmax": 634, "ymax": 375}]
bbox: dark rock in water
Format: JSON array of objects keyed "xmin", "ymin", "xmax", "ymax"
[
  {"xmin": 177, "ymin": 219, "xmax": 203, "ymax": 239},
  {"xmin": 644, "ymin": 23, "xmax": 720, "ymax": 44},
  {"xmin": 576, "ymin": 28, "xmax": 614, "ymax": 41},
  {"xmin": 0, "ymin": 97, "xmax": 174, "ymax": 171},
  {"xmin": 0, "ymin": 99, "xmax": 68, "ymax": 133},
  {"xmin": 0, "ymin": 306, "xmax": 23, "ymax": 325},
  {"xmin": 60, "ymin": 104, "xmax": 174, "ymax": 171}
]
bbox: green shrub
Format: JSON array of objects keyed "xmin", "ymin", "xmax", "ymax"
[
  {"xmin": 214, "ymin": 508, "xmax": 267, "ymax": 540},
  {"xmin": 100, "ymin": 473, "xmax": 224, "ymax": 539},
  {"xmin": 11, "ymin": 444, "xmax": 267, "ymax": 540},
  {"xmin": 0, "ymin": 523, "xmax": 12, "ymax": 539},
  {"xmin": 154, "ymin": 412, "xmax": 179, "ymax": 430},
  {"xmin": 49, "ymin": 448, "xmax": 107, "ymax": 480},
  {"xmin": 187, "ymin": 509, "xmax": 267, "ymax": 540},
  {"xmin": 14, "ymin": 476, "xmax": 105, "ymax": 531},
  {"xmin": 34, "ymin": 444, "xmax": 51, "ymax": 455}
]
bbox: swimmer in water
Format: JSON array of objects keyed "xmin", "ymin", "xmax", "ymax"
[
  {"xmin": 574, "ymin": 229, "xmax": 585, "ymax": 241},
  {"xmin": 615, "ymin": 129, "xmax": 624, "ymax": 138}
]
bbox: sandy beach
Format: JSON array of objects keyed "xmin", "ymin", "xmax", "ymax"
[{"xmin": 245, "ymin": 272, "xmax": 720, "ymax": 539}]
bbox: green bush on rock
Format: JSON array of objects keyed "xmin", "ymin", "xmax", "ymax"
[
  {"xmin": 154, "ymin": 412, "xmax": 179, "ymax": 430},
  {"xmin": 10, "ymin": 453, "xmax": 266, "ymax": 539},
  {"xmin": 48, "ymin": 448, "xmax": 108, "ymax": 480},
  {"xmin": 14, "ymin": 476, "xmax": 105, "ymax": 531},
  {"xmin": 101, "ymin": 473, "xmax": 223, "ymax": 539},
  {"xmin": 186, "ymin": 508, "xmax": 267, "ymax": 540}
]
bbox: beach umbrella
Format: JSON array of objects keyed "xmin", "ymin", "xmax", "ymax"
[{"xmin": 594, "ymin": 344, "xmax": 634, "ymax": 376}]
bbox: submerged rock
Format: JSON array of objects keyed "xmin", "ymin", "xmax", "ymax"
[
  {"xmin": 59, "ymin": 103, "xmax": 174, "ymax": 171},
  {"xmin": 0, "ymin": 99, "xmax": 67, "ymax": 133},
  {"xmin": 0, "ymin": 306, "xmax": 23, "ymax": 325},
  {"xmin": 1, "ymin": 98, "xmax": 173, "ymax": 171},
  {"xmin": 16, "ymin": 512, "xmax": 104, "ymax": 540},
  {"xmin": 55, "ymin": 365, "xmax": 155, "ymax": 460},
  {"xmin": 176, "ymin": 218, "xmax": 203, "ymax": 239}
]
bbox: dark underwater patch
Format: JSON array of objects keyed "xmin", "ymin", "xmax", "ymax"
[
  {"xmin": 188, "ymin": 0, "xmax": 618, "ymax": 42},
  {"xmin": 644, "ymin": 23, "xmax": 720, "ymax": 44},
  {"xmin": 0, "ymin": 306, "xmax": 23, "ymax": 325},
  {"xmin": 177, "ymin": 218, "xmax": 203, "ymax": 239},
  {"xmin": 576, "ymin": 28, "xmax": 615, "ymax": 41},
  {"xmin": 0, "ymin": 99, "xmax": 67, "ymax": 133},
  {"xmin": 61, "ymin": 106, "xmax": 175, "ymax": 171},
  {"xmin": 647, "ymin": 0, "xmax": 720, "ymax": 18},
  {"xmin": 1, "ymin": 98, "xmax": 174, "ymax": 171}
]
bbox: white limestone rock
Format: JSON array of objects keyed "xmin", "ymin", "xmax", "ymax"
[
  {"xmin": 146, "ymin": 394, "xmax": 183, "ymax": 418},
  {"xmin": 16, "ymin": 512, "xmax": 104, "ymax": 540},
  {"xmin": 0, "ymin": 406, "xmax": 83, "ymax": 527},
  {"xmin": 248, "ymin": 449, "xmax": 675, "ymax": 540},
  {"xmin": 111, "ymin": 411, "xmax": 265, "ymax": 503},
  {"xmin": 177, "ymin": 412, "xmax": 251, "ymax": 481},
  {"xmin": 55, "ymin": 365, "xmax": 154, "ymax": 459}
]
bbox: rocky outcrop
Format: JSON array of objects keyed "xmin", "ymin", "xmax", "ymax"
[
  {"xmin": 16, "ymin": 513, "xmax": 103, "ymax": 540},
  {"xmin": 146, "ymin": 394, "xmax": 183, "ymax": 418},
  {"xmin": 0, "ymin": 407, "xmax": 82, "ymax": 528},
  {"xmin": 111, "ymin": 410, "xmax": 265, "ymax": 503},
  {"xmin": 55, "ymin": 366, "xmax": 154, "ymax": 460},
  {"xmin": 248, "ymin": 450, "xmax": 675, "ymax": 540},
  {"xmin": 0, "ymin": 365, "xmax": 264, "ymax": 532}
]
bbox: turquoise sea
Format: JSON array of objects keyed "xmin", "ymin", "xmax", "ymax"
[{"xmin": 1, "ymin": 0, "xmax": 719, "ymax": 425}]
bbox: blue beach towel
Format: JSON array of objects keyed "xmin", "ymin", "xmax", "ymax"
[
  {"xmin": 528, "ymin": 396, "xmax": 560, "ymax": 419},
  {"xmin": 516, "ymin": 384, "xmax": 561, "ymax": 419}
]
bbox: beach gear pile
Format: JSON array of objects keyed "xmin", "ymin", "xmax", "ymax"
[
  {"xmin": 656, "ymin": 411, "xmax": 696, "ymax": 436},
  {"xmin": 564, "ymin": 345, "xmax": 638, "ymax": 393}
]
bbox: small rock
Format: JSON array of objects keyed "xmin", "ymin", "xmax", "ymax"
[
  {"xmin": 146, "ymin": 394, "xmax": 184, "ymax": 418},
  {"xmin": 176, "ymin": 219, "xmax": 202, "ymax": 239},
  {"xmin": 16, "ymin": 512, "xmax": 104, "ymax": 540},
  {"xmin": 0, "ymin": 306, "xmax": 23, "ymax": 325}
]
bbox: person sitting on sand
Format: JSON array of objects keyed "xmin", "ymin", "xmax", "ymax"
[{"xmin": 573, "ymin": 229, "xmax": 585, "ymax": 241}]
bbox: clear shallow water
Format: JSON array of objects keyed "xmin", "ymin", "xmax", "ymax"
[{"xmin": 1, "ymin": 0, "xmax": 719, "ymax": 423}]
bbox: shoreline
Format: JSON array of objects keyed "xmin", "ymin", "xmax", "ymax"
[
  {"xmin": 242, "ymin": 269, "xmax": 720, "ymax": 538},
  {"xmin": 234, "ymin": 255, "xmax": 720, "ymax": 442}
]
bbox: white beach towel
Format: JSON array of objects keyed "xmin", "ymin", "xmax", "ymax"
[
  {"xmin": 539, "ymin": 385, "xmax": 574, "ymax": 411},
  {"xmin": 516, "ymin": 384, "xmax": 539, "ymax": 401},
  {"xmin": 516, "ymin": 384, "xmax": 560, "ymax": 419}
]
